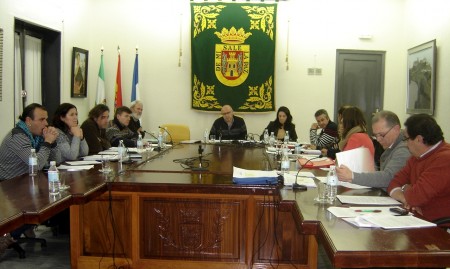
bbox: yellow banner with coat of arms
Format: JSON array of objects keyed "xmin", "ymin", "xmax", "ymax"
[{"xmin": 191, "ymin": 3, "xmax": 276, "ymax": 112}]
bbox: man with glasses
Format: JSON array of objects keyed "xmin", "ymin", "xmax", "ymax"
[
  {"xmin": 210, "ymin": 105, "xmax": 247, "ymax": 140},
  {"xmin": 336, "ymin": 110, "xmax": 410, "ymax": 189},
  {"xmin": 388, "ymin": 114, "xmax": 450, "ymax": 225}
]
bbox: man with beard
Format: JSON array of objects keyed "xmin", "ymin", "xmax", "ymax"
[{"xmin": 128, "ymin": 100, "xmax": 145, "ymax": 137}]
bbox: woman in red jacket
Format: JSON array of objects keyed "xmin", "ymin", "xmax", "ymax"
[{"xmin": 339, "ymin": 106, "xmax": 375, "ymax": 162}]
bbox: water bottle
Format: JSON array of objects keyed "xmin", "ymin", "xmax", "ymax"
[
  {"xmin": 280, "ymin": 145, "xmax": 290, "ymax": 175},
  {"xmin": 284, "ymin": 131, "xmax": 290, "ymax": 143},
  {"xmin": 29, "ymin": 148, "xmax": 38, "ymax": 176},
  {"xmin": 263, "ymin": 129, "xmax": 269, "ymax": 144},
  {"xmin": 118, "ymin": 140, "xmax": 127, "ymax": 160},
  {"xmin": 48, "ymin": 161, "xmax": 60, "ymax": 195},
  {"xmin": 327, "ymin": 165, "xmax": 338, "ymax": 203},
  {"xmin": 269, "ymin": 132, "xmax": 275, "ymax": 147},
  {"xmin": 204, "ymin": 129, "xmax": 209, "ymax": 143},
  {"xmin": 137, "ymin": 134, "xmax": 144, "ymax": 153},
  {"xmin": 158, "ymin": 132, "xmax": 163, "ymax": 148}
]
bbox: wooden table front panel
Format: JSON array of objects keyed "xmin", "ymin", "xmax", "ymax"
[
  {"xmin": 81, "ymin": 193, "xmax": 132, "ymax": 257},
  {"xmin": 140, "ymin": 196, "xmax": 245, "ymax": 261}
]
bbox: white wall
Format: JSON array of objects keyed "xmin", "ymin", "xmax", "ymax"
[{"xmin": 0, "ymin": 0, "xmax": 449, "ymax": 142}]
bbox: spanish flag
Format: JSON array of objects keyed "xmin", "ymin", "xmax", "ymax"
[{"xmin": 114, "ymin": 49, "xmax": 123, "ymax": 108}]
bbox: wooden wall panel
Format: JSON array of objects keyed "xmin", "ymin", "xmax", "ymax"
[
  {"xmin": 82, "ymin": 194, "xmax": 132, "ymax": 257},
  {"xmin": 253, "ymin": 199, "xmax": 309, "ymax": 265},
  {"xmin": 140, "ymin": 197, "xmax": 245, "ymax": 261}
]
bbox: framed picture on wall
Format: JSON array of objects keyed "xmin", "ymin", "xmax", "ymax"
[
  {"xmin": 71, "ymin": 47, "xmax": 89, "ymax": 98},
  {"xmin": 406, "ymin": 39, "xmax": 436, "ymax": 115}
]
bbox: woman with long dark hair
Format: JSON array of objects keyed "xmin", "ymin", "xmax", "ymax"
[
  {"xmin": 261, "ymin": 106, "xmax": 298, "ymax": 141},
  {"xmin": 53, "ymin": 103, "xmax": 89, "ymax": 162}
]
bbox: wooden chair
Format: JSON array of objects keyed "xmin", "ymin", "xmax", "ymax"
[{"xmin": 159, "ymin": 124, "xmax": 190, "ymax": 143}]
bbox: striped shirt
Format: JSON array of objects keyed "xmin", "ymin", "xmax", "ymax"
[
  {"xmin": 310, "ymin": 121, "xmax": 339, "ymax": 148},
  {"xmin": 0, "ymin": 127, "xmax": 59, "ymax": 180}
]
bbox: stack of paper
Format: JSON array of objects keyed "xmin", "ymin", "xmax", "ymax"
[
  {"xmin": 337, "ymin": 195, "xmax": 402, "ymax": 205},
  {"xmin": 232, "ymin": 167, "xmax": 278, "ymax": 185}
]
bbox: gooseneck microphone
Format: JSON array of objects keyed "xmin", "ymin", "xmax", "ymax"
[
  {"xmin": 293, "ymin": 156, "xmax": 324, "ymax": 191},
  {"xmin": 143, "ymin": 130, "xmax": 158, "ymax": 140},
  {"xmin": 158, "ymin": 126, "xmax": 173, "ymax": 144}
]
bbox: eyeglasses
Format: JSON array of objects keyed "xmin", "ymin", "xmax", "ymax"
[
  {"xmin": 372, "ymin": 125, "xmax": 395, "ymax": 139},
  {"xmin": 402, "ymin": 136, "xmax": 411, "ymax": 142}
]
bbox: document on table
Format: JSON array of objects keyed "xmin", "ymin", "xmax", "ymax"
[
  {"xmin": 66, "ymin": 160, "xmax": 101, "ymax": 165},
  {"xmin": 316, "ymin": 177, "xmax": 371, "ymax": 189},
  {"xmin": 83, "ymin": 154, "xmax": 118, "ymax": 161},
  {"xmin": 337, "ymin": 195, "xmax": 402, "ymax": 205},
  {"xmin": 336, "ymin": 147, "xmax": 374, "ymax": 173},
  {"xmin": 58, "ymin": 165, "xmax": 94, "ymax": 170},
  {"xmin": 232, "ymin": 167, "xmax": 278, "ymax": 184},
  {"xmin": 283, "ymin": 173, "xmax": 316, "ymax": 187},
  {"xmin": 342, "ymin": 214, "xmax": 436, "ymax": 229}
]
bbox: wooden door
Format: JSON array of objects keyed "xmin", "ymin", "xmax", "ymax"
[{"xmin": 334, "ymin": 50, "xmax": 385, "ymax": 135}]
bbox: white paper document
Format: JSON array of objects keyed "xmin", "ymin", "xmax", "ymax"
[
  {"xmin": 327, "ymin": 206, "xmax": 394, "ymax": 218},
  {"xmin": 315, "ymin": 177, "xmax": 370, "ymax": 189},
  {"xmin": 336, "ymin": 147, "xmax": 374, "ymax": 173},
  {"xmin": 283, "ymin": 173, "xmax": 316, "ymax": 187},
  {"xmin": 83, "ymin": 154, "xmax": 118, "ymax": 161},
  {"xmin": 57, "ymin": 165, "xmax": 94, "ymax": 171},
  {"xmin": 66, "ymin": 161, "xmax": 101, "ymax": 165},
  {"xmin": 337, "ymin": 195, "xmax": 402, "ymax": 205},
  {"xmin": 346, "ymin": 214, "xmax": 437, "ymax": 229},
  {"xmin": 233, "ymin": 167, "xmax": 278, "ymax": 178}
]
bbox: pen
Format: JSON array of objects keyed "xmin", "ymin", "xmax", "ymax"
[{"xmin": 354, "ymin": 210, "xmax": 382, "ymax": 213}]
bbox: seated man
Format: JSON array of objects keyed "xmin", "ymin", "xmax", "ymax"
[
  {"xmin": 0, "ymin": 103, "xmax": 59, "ymax": 180},
  {"xmin": 210, "ymin": 105, "xmax": 247, "ymax": 140},
  {"xmin": 336, "ymin": 111, "xmax": 410, "ymax": 190},
  {"xmin": 106, "ymin": 106, "xmax": 138, "ymax": 147},
  {"xmin": 387, "ymin": 114, "xmax": 450, "ymax": 225},
  {"xmin": 128, "ymin": 100, "xmax": 145, "ymax": 137},
  {"xmin": 0, "ymin": 103, "xmax": 59, "ymax": 240},
  {"xmin": 81, "ymin": 104, "xmax": 111, "ymax": 155},
  {"xmin": 309, "ymin": 109, "xmax": 338, "ymax": 149}
]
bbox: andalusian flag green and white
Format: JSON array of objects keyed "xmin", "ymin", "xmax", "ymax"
[
  {"xmin": 95, "ymin": 53, "xmax": 106, "ymax": 105},
  {"xmin": 191, "ymin": 3, "xmax": 277, "ymax": 112}
]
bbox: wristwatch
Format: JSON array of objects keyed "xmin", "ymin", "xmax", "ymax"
[{"xmin": 401, "ymin": 184, "xmax": 408, "ymax": 192}]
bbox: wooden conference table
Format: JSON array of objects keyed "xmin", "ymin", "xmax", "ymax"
[{"xmin": 1, "ymin": 143, "xmax": 450, "ymax": 269}]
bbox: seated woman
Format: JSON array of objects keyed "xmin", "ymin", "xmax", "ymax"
[
  {"xmin": 261, "ymin": 106, "xmax": 298, "ymax": 141},
  {"xmin": 339, "ymin": 106, "xmax": 375, "ymax": 165},
  {"xmin": 53, "ymin": 103, "xmax": 89, "ymax": 162}
]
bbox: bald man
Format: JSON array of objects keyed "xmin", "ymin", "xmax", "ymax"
[{"xmin": 210, "ymin": 105, "xmax": 247, "ymax": 140}]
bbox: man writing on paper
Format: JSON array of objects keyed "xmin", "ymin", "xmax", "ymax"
[
  {"xmin": 387, "ymin": 114, "xmax": 450, "ymax": 224},
  {"xmin": 336, "ymin": 111, "xmax": 410, "ymax": 189}
]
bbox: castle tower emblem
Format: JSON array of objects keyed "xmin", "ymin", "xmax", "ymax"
[{"xmin": 214, "ymin": 27, "xmax": 251, "ymax": 87}]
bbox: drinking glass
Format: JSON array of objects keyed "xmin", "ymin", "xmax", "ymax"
[
  {"xmin": 59, "ymin": 172, "xmax": 70, "ymax": 190},
  {"xmin": 101, "ymin": 155, "xmax": 112, "ymax": 173}
]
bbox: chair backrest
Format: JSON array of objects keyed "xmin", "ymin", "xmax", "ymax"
[{"xmin": 159, "ymin": 124, "xmax": 190, "ymax": 143}]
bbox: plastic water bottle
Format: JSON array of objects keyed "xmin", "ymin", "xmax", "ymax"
[
  {"xmin": 280, "ymin": 145, "xmax": 290, "ymax": 175},
  {"xmin": 204, "ymin": 129, "xmax": 209, "ymax": 143},
  {"xmin": 269, "ymin": 132, "xmax": 275, "ymax": 147},
  {"xmin": 327, "ymin": 165, "xmax": 338, "ymax": 203},
  {"xmin": 158, "ymin": 132, "xmax": 163, "ymax": 148},
  {"xmin": 284, "ymin": 131, "xmax": 290, "ymax": 143},
  {"xmin": 137, "ymin": 134, "xmax": 144, "ymax": 153},
  {"xmin": 48, "ymin": 161, "xmax": 60, "ymax": 195},
  {"xmin": 29, "ymin": 148, "xmax": 38, "ymax": 176},
  {"xmin": 263, "ymin": 129, "xmax": 269, "ymax": 144}
]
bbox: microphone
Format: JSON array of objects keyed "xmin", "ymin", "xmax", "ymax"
[
  {"xmin": 143, "ymin": 130, "xmax": 158, "ymax": 140},
  {"xmin": 158, "ymin": 126, "xmax": 173, "ymax": 145},
  {"xmin": 293, "ymin": 156, "xmax": 324, "ymax": 191}
]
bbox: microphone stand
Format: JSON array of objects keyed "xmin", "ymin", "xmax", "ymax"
[
  {"xmin": 293, "ymin": 156, "xmax": 324, "ymax": 191},
  {"xmin": 143, "ymin": 130, "xmax": 161, "ymax": 151},
  {"xmin": 158, "ymin": 126, "xmax": 173, "ymax": 145}
]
